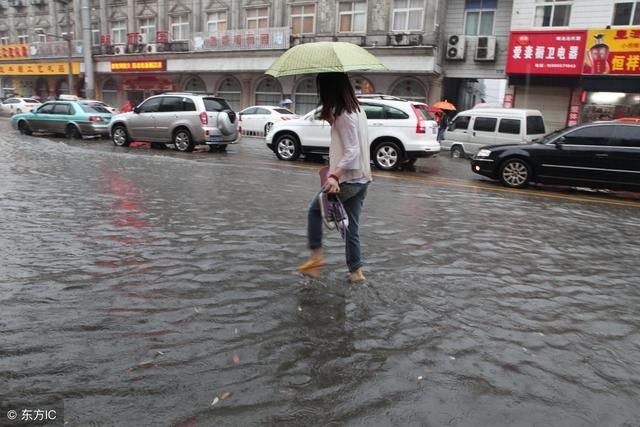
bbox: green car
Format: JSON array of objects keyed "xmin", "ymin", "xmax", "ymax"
[{"xmin": 11, "ymin": 99, "xmax": 113, "ymax": 139}]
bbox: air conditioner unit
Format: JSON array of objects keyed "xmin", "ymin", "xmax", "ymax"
[
  {"xmin": 113, "ymin": 44, "xmax": 126, "ymax": 55},
  {"xmin": 475, "ymin": 36, "xmax": 497, "ymax": 61},
  {"xmin": 145, "ymin": 43, "xmax": 158, "ymax": 53},
  {"xmin": 445, "ymin": 34, "xmax": 466, "ymax": 60},
  {"xmin": 388, "ymin": 33, "xmax": 422, "ymax": 46},
  {"xmin": 137, "ymin": 33, "xmax": 147, "ymax": 45}
]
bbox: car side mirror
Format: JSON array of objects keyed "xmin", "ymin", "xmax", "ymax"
[
  {"xmin": 133, "ymin": 106, "xmax": 140, "ymax": 114},
  {"xmin": 554, "ymin": 137, "xmax": 565, "ymax": 147}
]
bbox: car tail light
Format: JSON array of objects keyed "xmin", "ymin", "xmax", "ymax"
[
  {"xmin": 88, "ymin": 116, "xmax": 104, "ymax": 122},
  {"xmin": 200, "ymin": 111, "xmax": 208, "ymax": 125},
  {"xmin": 410, "ymin": 104, "xmax": 426, "ymax": 134},
  {"xmin": 281, "ymin": 116, "xmax": 291, "ymax": 121}
]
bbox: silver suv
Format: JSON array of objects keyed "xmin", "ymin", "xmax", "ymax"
[{"xmin": 109, "ymin": 93, "xmax": 239, "ymax": 152}]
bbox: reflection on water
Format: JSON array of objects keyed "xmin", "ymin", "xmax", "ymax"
[{"xmin": 1, "ymin": 129, "xmax": 640, "ymax": 426}]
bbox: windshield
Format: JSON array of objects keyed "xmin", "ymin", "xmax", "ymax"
[
  {"xmin": 537, "ymin": 127, "xmax": 570, "ymax": 144},
  {"xmin": 411, "ymin": 104, "xmax": 434, "ymax": 121},
  {"xmin": 203, "ymin": 97, "xmax": 231, "ymax": 112}
]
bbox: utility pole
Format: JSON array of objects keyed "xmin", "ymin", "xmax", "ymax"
[
  {"xmin": 62, "ymin": 0, "xmax": 74, "ymax": 94},
  {"xmin": 81, "ymin": 0, "xmax": 95, "ymax": 98}
]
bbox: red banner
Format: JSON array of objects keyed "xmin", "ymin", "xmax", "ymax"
[
  {"xmin": 506, "ymin": 30, "xmax": 587, "ymax": 75},
  {"xmin": 583, "ymin": 28, "xmax": 640, "ymax": 75}
]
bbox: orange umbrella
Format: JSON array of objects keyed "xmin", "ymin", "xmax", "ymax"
[{"xmin": 432, "ymin": 100, "xmax": 456, "ymax": 111}]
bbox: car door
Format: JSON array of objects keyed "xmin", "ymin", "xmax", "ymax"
[
  {"xmin": 51, "ymin": 102, "xmax": 74, "ymax": 134},
  {"xmin": 30, "ymin": 102, "xmax": 55, "ymax": 131},
  {"xmin": 253, "ymin": 107, "xmax": 272, "ymax": 134},
  {"xmin": 239, "ymin": 107, "xmax": 257, "ymax": 134},
  {"xmin": 4, "ymin": 98, "xmax": 18, "ymax": 115},
  {"xmin": 468, "ymin": 116, "xmax": 497, "ymax": 154},
  {"xmin": 361, "ymin": 103, "xmax": 387, "ymax": 143},
  {"xmin": 442, "ymin": 114, "xmax": 471, "ymax": 150},
  {"xmin": 604, "ymin": 124, "xmax": 640, "ymax": 189},
  {"xmin": 154, "ymin": 96, "xmax": 185, "ymax": 142},
  {"xmin": 301, "ymin": 109, "xmax": 331, "ymax": 150},
  {"xmin": 540, "ymin": 125, "xmax": 612, "ymax": 185},
  {"xmin": 128, "ymin": 97, "xmax": 162, "ymax": 140},
  {"xmin": 495, "ymin": 118, "xmax": 522, "ymax": 145}
]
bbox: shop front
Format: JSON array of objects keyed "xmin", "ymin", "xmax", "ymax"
[
  {"xmin": 505, "ymin": 27, "xmax": 640, "ymax": 131},
  {"xmin": 0, "ymin": 61, "xmax": 81, "ymax": 99}
]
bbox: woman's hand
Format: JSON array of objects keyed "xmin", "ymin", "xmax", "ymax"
[{"xmin": 324, "ymin": 176, "xmax": 340, "ymax": 193}]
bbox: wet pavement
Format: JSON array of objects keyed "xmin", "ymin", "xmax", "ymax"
[{"xmin": 1, "ymin": 118, "xmax": 640, "ymax": 427}]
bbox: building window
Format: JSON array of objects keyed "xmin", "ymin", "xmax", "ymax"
[
  {"xmin": 247, "ymin": 7, "xmax": 269, "ymax": 30},
  {"xmin": 294, "ymin": 78, "xmax": 318, "ymax": 115},
  {"xmin": 534, "ymin": 0, "xmax": 572, "ymax": 27},
  {"xmin": 1, "ymin": 32, "xmax": 10, "ymax": 45},
  {"xmin": 37, "ymin": 34, "xmax": 47, "ymax": 43},
  {"xmin": 17, "ymin": 29, "xmax": 29, "ymax": 44},
  {"xmin": 339, "ymin": 1, "xmax": 367, "ymax": 33},
  {"xmin": 207, "ymin": 11, "xmax": 227, "ymax": 34},
  {"xmin": 464, "ymin": 0, "xmax": 496, "ymax": 36},
  {"xmin": 111, "ymin": 20, "xmax": 127, "ymax": 45},
  {"xmin": 91, "ymin": 28, "xmax": 100, "ymax": 46},
  {"xmin": 392, "ymin": 0, "xmax": 424, "ymax": 32},
  {"xmin": 391, "ymin": 78, "xmax": 426, "ymax": 103},
  {"xmin": 291, "ymin": 4, "xmax": 316, "ymax": 35},
  {"xmin": 612, "ymin": 2, "xmax": 640, "ymax": 25},
  {"xmin": 139, "ymin": 17, "xmax": 156, "ymax": 43},
  {"xmin": 171, "ymin": 15, "xmax": 190, "ymax": 41},
  {"xmin": 218, "ymin": 77, "xmax": 241, "ymax": 111},
  {"xmin": 184, "ymin": 76, "xmax": 206, "ymax": 93},
  {"xmin": 255, "ymin": 77, "xmax": 282, "ymax": 105}
]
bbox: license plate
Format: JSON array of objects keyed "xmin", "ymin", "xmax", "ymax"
[{"xmin": 209, "ymin": 135, "xmax": 222, "ymax": 142}]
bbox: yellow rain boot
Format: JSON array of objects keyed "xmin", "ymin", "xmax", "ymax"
[{"xmin": 297, "ymin": 255, "xmax": 325, "ymax": 278}]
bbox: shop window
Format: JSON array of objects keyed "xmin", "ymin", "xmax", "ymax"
[
  {"xmin": 247, "ymin": 7, "xmax": 269, "ymax": 30},
  {"xmin": 534, "ymin": 0, "xmax": 572, "ymax": 27},
  {"xmin": 171, "ymin": 15, "xmax": 189, "ymax": 41},
  {"xmin": 464, "ymin": 0, "xmax": 496, "ymax": 36},
  {"xmin": 207, "ymin": 11, "xmax": 227, "ymax": 34},
  {"xmin": 291, "ymin": 4, "xmax": 316, "ymax": 35},
  {"xmin": 392, "ymin": 0, "xmax": 424, "ymax": 32},
  {"xmin": 612, "ymin": 2, "xmax": 640, "ymax": 26},
  {"xmin": 255, "ymin": 78, "xmax": 282, "ymax": 106},
  {"xmin": 139, "ymin": 17, "xmax": 156, "ymax": 43},
  {"xmin": 57, "ymin": 80, "xmax": 70, "ymax": 96},
  {"xmin": 111, "ymin": 19, "xmax": 127, "ymax": 45},
  {"xmin": 184, "ymin": 77, "xmax": 206, "ymax": 93},
  {"xmin": 101, "ymin": 79, "xmax": 118, "ymax": 108},
  {"xmin": 36, "ymin": 78, "xmax": 49, "ymax": 100},
  {"xmin": 217, "ymin": 77, "xmax": 241, "ymax": 111},
  {"xmin": 390, "ymin": 78, "xmax": 426, "ymax": 103},
  {"xmin": 294, "ymin": 78, "xmax": 318, "ymax": 115},
  {"xmin": 498, "ymin": 118, "xmax": 521, "ymax": 134},
  {"xmin": 339, "ymin": 1, "xmax": 367, "ymax": 33}
]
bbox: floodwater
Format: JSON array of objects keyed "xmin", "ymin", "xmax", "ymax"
[{"xmin": 1, "ymin": 122, "xmax": 640, "ymax": 426}]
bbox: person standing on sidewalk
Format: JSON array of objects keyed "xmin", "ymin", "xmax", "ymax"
[{"xmin": 297, "ymin": 72, "xmax": 372, "ymax": 282}]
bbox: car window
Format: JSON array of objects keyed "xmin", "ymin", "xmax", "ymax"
[
  {"xmin": 274, "ymin": 108, "xmax": 293, "ymax": 114},
  {"xmin": 139, "ymin": 97, "xmax": 162, "ymax": 113},
  {"xmin": 526, "ymin": 116, "xmax": 546, "ymax": 135},
  {"xmin": 6, "ymin": 98, "xmax": 17, "ymax": 104},
  {"xmin": 386, "ymin": 106, "xmax": 409, "ymax": 119},
  {"xmin": 203, "ymin": 97, "xmax": 231, "ymax": 112},
  {"xmin": 449, "ymin": 115, "xmax": 470, "ymax": 131},
  {"xmin": 183, "ymin": 98, "xmax": 196, "ymax": 112},
  {"xmin": 25, "ymin": 99, "xmax": 40, "ymax": 103},
  {"xmin": 81, "ymin": 104, "xmax": 110, "ymax": 114},
  {"xmin": 241, "ymin": 108, "xmax": 257, "ymax": 115},
  {"xmin": 159, "ymin": 97, "xmax": 184, "ymax": 112},
  {"xmin": 256, "ymin": 108, "xmax": 271, "ymax": 115},
  {"xmin": 53, "ymin": 103, "xmax": 72, "ymax": 115},
  {"xmin": 411, "ymin": 105, "xmax": 433, "ymax": 121},
  {"xmin": 562, "ymin": 125, "xmax": 611, "ymax": 146},
  {"xmin": 362, "ymin": 104, "xmax": 385, "ymax": 120},
  {"xmin": 37, "ymin": 103, "xmax": 55, "ymax": 114},
  {"xmin": 609, "ymin": 125, "xmax": 640, "ymax": 148},
  {"xmin": 473, "ymin": 117, "xmax": 497, "ymax": 132},
  {"xmin": 498, "ymin": 118, "xmax": 521, "ymax": 134}
]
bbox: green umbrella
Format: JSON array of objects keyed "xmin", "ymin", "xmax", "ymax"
[{"xmin": 265, "ymin": 42, "xmax": 387, "ymax": 78}]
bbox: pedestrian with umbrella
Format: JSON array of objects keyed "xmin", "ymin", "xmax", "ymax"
[
  {"xmin": 431, "ymin": 100, "xmax": 456, "ymax": 142},
  {"xmin": 265, "ymin": 42, "xmax": 385, "ymax": 282}
]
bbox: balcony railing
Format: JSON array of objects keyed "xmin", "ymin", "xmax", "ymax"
[
  {"xmin": 193, "ymin": 27, "xmax": 290, "ymax": 52},
  {"xmin": 29, "ymin": 40, "xmax": 84, "ymax": 58}
]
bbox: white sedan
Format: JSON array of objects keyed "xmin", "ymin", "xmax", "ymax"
[
  {"xmin": 239, "ymin": 106, "xmax": 298, "ymax": 137},
  {"xmin": 1, "ymin": 97, "xmax": 41, "ymax": 116}
]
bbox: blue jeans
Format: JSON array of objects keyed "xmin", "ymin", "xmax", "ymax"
[{"xmin": 308, "ymin": 182, "xmax": 369, "ymax": 272}]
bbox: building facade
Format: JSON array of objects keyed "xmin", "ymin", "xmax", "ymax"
[{"xmin": 0, "ymin": 0, "xmax": 447, "ymax": 114}]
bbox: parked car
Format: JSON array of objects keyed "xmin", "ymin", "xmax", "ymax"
[
  {"xmin": 1, "ymin": 97, "xmax": 41, "ymax": 116},
  {"xmin": 442, "ymin": 108, "xmax": 546, "ymax": 159},
  {"xmin": 109, "ymin": 93, "xmax": 239, "ymax": 152},
  {"xmin": 239, "ymin": 105, "xmax": 298, "ymax": 136},
  {"xmin": 265, "ymin": 96, "xmax": 440, "ymax": 170},
  {"xmin": 470, "ymin": 122, "xmax": 640, "ymax": 191},
  {"xmin": 11, "ymin": 100, "xmax": 113, "ymax": 138}
]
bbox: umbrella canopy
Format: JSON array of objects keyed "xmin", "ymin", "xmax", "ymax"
[
  {"xmin": 265, "ymin": 42, "xmax": 387, "ymax": 78},
  {"xmin": 427, "ymin": 107, "xmax": 443, "ymax": 113},
  {"xmin": 432, "ymin": 100, "xmax": 457, "ymax": 111},
  {"xmin": 279, "ymin": 98, "xmax": 293, "ymax": 105}
]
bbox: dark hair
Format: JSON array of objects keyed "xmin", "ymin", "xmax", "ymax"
[{"xmin": 316, "ymin": 72, "xmax": 360, "ymax": 124}]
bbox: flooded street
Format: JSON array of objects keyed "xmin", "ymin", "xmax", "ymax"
[{"xmin": 1, "ymin": 119, "xmax": 640, "ymax": 426}]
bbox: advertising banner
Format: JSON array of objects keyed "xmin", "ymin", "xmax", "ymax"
[
  {"xmin": 0, "ymin": 62, "xmax": 80, "ymax": 75},
  {"xmin": 0, "ymin": 44, "xmax": 30, "ymax": 60},
  {"xmin": 111, "ymin": 60, "xmax": 166, "ymax": 72},
  {"xmin": 583, "ymin": 28, "xmax": 640, "ymax": 75},
  {"xmin": 506, "ymin": 30, "xmax": 587, "ymax": 75}
]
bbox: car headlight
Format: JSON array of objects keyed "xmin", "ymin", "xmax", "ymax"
[{"xmin": 476, "ymin": 149, "xmax": 492, "ymax": 157}]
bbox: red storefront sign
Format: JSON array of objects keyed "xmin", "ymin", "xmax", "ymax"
[
  {"xmin": 506, "ymin": 30, "xmax": 587, "ymax": 75},
  {"xmin": 111, "ymin": 60, "xmax": 167, "ymax": 72},
  {"xmin": 567, "ymin": 88, "xmax": 582, "ymax": 127}
]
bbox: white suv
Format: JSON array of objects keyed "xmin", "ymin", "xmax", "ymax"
[{"xmin": 265, "ymin": 96, "xmax": 440, "ymax": 170}]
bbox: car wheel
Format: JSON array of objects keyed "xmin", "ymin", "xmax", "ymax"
[
  {"xmin": 499, "ymin": 158, "xmax": 531, "ymax": 189},
  {"xmin": 274, "ymin": 133, "xmax": 301, "ymax": 161},
  {"xmin": 264, "ymin": 122, "xmax": 273, "ymax": 135},
  {"xmin": 373, "ymin": 141, "xmax": 401, "ymax": 171},
  {"xmin": 450, "ymin": 145, "xmax": 465, "ymax": 159},
  {"xmin": 173, "ymin": 128, "xmax": 194, "ymax": 152},
  {"xmin": 65, "ymin": 124, "xmax": 82, "ymax": 140},
  {"xmin": 209, "ymin": 144, "xmax": 227, "ymax": 152},
  {"xmin": 18, "ymin": 121, "xmax": 32, "ymax": 135},
  {"xmin": 112, "ymin": 125, "xmax": 131, "ymax": 147}
]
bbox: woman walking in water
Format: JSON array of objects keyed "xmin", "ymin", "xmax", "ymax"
[{"xmin": 297, "ymin": 72, "xmax": 372, "ymax": 282}]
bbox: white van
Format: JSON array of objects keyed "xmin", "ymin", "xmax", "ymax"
[{"xmin": 441, "ymin": 108, "xmax": 546, "ymax": 158}]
